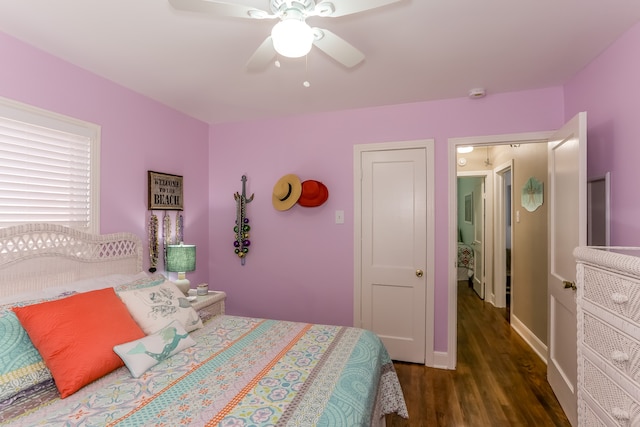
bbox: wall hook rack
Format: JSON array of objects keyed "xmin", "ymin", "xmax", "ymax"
[{"xmin": 233, "ymin": 175, "xmax": 254, "ymax": 265}]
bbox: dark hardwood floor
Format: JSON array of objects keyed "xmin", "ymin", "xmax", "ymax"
[{"xmin": 386, "ymin": 281, "xmax": 571, "ymax": 427}]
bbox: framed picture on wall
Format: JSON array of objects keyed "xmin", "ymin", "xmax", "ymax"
[
  {"xmin": 464, "ymin": 193, "xmax": 473, "ymax": 224},
  {"xmin": 148, "ymin": 171, "xmax": 183, "ymax": 210}
]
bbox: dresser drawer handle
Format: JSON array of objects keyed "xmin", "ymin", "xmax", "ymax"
[
  {"xmin": 611, "ymin": 407, "xmax": 630, "ymax": 421},
  {"xmin": 610, "ymin": 293, "xmax": 629, "ymax": 304},
  {"xmin": 611, "ymin": 350, "xmax": 630, "ymax": 363}
]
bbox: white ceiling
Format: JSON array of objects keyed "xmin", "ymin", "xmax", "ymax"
[{"xmin": 1, "ymin": 1, "xmax": 639, "ymax": 124}]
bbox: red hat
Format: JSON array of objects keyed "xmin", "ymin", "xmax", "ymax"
[{"xmin": 298, "ymin": 180, "xmax": 329, "ymax": 207}]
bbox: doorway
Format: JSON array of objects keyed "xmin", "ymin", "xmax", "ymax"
[
  {"xmin": 504, "ymin": 169, "xmax": 512, "ymax": 319},
  {"xmin": 456, "ymin": 172, "xmax": 493, "ymax": 301},
  {"xmin": 494, "ymin": 162, "xmax": 513, "ymax": 321},
  {"xmin": 447, "ymin": 132, "xmax": 553, "ymax": 370}
]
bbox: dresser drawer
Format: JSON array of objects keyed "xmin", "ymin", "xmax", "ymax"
[
  {"xmin": 583, "ymin": 312, "xmax": 640, "ymax": 383},
  {"xmin": 582, "ymin": 358, "xmax": 640, "ymax": 426},
  {"xmin": 583, "ymin": 266, "xmax": 640, "ymax": 323}
]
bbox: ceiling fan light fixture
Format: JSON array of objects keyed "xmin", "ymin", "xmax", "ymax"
[
  {"xmin": 271, "ymin": 19, "xmax": 314, "ymax": 58},
  {"xmin": 457, "ymin": 146, "xmax": 474, "ymax": 154}
]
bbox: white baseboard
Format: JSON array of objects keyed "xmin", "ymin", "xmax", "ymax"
[
  {"xmin": 431, "ymin": 351, "xmax": 454, "ymax": 370},
  {"xmin": 427, "ymin": 318, "xmax": 546, "ymax": 371},
  {"xmin": 511, "ymin": 314, "xmax": 548, "ymax": 364},
  {"xmin": 487, "ymin": 291, "xmax": 496, "ymax": 306}
]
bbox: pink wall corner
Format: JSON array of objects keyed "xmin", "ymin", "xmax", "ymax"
[
  {"xmin": 209, "ymin": 87, "xmax": 564, "ymax": 352},
  {"xmin": 564, "ymin": 21, "xmax": 640, "ymax": 245},
  {"xmin": 0, "ymin": 31, "xmax": 211, "ymax": 287}
]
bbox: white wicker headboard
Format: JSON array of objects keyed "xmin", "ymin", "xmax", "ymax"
[{"xmin": 0, "ymin": 223, "xmax": 142, "ymax": 298}]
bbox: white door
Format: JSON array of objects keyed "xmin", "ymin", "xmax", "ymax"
[
  {"xmin": 359, "ymin": 147, "xmax": 427, "ymax": 363},
  {"xmin": 547, "ymin": 112, "xmax": 586, "ymax": 426},
  {"xmin": 472, "ymin": 179, "xmax": 485, "ymax": 299}
]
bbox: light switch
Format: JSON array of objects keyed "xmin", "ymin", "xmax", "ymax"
[{"xmin": 335, "ymin": 210, "xmax": 344, "ymax": 224}]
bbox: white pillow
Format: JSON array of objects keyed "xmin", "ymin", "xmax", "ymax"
[
  {"xmin": 117, "ymin": 281, "xmax": 203, "ymax": 334},
  {"xmin": 0, "ymin": 272, "xmax": 149, "ymax": 306},
  {"xmin": 71, "ymin": 271, "xmax": 150, "ymax": 293},
  {"xmin": 114, "ymin": 320, "xmax": 196, "ymax": 378}
]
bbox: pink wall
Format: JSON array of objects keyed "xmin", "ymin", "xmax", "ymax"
[
  {"xmin": 12, "ymin": 19, "xmax": 639, "ymax": 355},
  {"xmin": 210, "ymin": 88, "xmax": 564, "ymax": 351},
  {"xmin": 564, "ymin": 21, "xmax": 640, "ymax": 245},
  {"xmin": 0, "ymin": 32, "xmax": 211, "ymax": 287}
]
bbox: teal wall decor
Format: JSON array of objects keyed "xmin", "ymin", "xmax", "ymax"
[{"xmin": 522, "ymin": 177, "xmax": 543, "ymax": 212}]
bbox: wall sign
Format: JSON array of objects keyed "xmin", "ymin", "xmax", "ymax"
[{"xmin": 148, "ymin": 171, "xmax": 183, "ymax": 210}]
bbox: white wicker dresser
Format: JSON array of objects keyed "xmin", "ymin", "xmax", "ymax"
[{"xmin": 574, "ymin": 247, "xmax": 640, "ymax": 426}]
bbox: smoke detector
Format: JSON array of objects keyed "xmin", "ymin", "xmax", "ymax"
[{"xmin": 468, "ymin": 88, "xmax": 486, "ymax": 99}]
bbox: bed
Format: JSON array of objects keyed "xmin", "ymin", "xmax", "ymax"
[
  {"xmin": 457, "ymin": 242, "xmax": 474, "ymax": 281},
  {"xmin": 0, "ymin": 223, "xmax": 408, "ymax": 426}
]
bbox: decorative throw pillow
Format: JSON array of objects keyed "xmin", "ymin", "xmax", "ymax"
[
  {"xmin": 114, "ymin": 320, "xmax": 196, "ymax": 378},
  {"xmin": 12, "ymin": 288, "xmax": 146, "ymax": 398},
  {"xmin": 0, "ymin": 291, "xmax": 75, "ymax": 402},
  {"xmin": 117, "ymin": 281, "xmax": 203, "ymax": 334}
]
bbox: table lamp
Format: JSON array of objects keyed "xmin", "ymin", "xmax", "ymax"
[{"xmin": 166, "ymin": 243, "xmax": 196, "ymax": 295}]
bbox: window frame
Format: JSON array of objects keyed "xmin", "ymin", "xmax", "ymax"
[{"xmin": 0, "ymin": 96, "xmax": 100, "ymax": 233}]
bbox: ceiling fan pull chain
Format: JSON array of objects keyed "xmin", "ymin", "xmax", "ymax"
[{"xmin": 303, "ymin": 54, "xmax": 311, "ymax": 87}]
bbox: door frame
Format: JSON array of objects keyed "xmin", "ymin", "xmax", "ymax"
[
  {"xmin": 354, "ymin": 139, "xmax": 436, "ymax": 366},
  {"xmin": 493, "ymin": 160, "xmax": 513, "ymax": 309},
  {"xmin": 447, "ymin": 131, "xmax": 553, "ymax": 369},
  {"xmin": 587, "ymin": 172, "xmax": 610, "ymax": 246}
]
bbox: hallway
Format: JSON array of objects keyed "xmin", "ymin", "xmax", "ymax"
[{"xmin": 386, "ymin": 281, "xmax": 571, "ymax": 426}]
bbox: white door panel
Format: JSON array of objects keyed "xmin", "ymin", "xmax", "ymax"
[
  {"xmin": 547, "ymin": 112, "xmax": 586, "ymax": 427},
  {"xmin": 360, "ymin": 147, "xmax": 427, "ymax": 363},
  {"xmin": 472, "ymin": 179, "xmax": 485, "ymax": 299}
]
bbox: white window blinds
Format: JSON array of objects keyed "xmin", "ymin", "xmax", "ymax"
[{"xmin": 0, "ymin": 97, "xmax": 100, "ymax": 232}]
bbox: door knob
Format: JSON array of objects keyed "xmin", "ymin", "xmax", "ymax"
[
  {"xmin": 563, "ymin": 280, "xmax": 576, "ymax": 291},
  {"xmin": 416, "ymin": 269, "xmax": 424, "ymax": 278}
]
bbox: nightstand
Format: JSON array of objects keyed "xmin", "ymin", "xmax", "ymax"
[{"xmin": 188, "ymin": 290, "xmax": 226, "ymax": 318}]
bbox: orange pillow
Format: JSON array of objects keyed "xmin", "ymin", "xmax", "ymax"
[{"xmin": 13, "ymin": 287, "xmax": 145, "ymax": 398}]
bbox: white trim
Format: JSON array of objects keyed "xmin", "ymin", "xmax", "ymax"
[
  {"xmin": 492, "ymin": 160, "xmax": 513, "ymax": 309},
  {"xmin": 587, "ymin": 172, "xmax": 611, "ymax": 246},
  {"xmin": 447, "ymin": 131, "xmax": 553, "ymax": 370},
  {"xmin": 432, "ymin": 351, "xmax": 452, "ymax": 370},
  {"xmin": 511, "ymin": 313, "xmax": 548, "ymax": 364},
  {"xmin": 604, "ymin": 172, "xmax": 611, "ymax": 246},
  {"xmin": 354, "ymin": 139, "xmax": 435, "ymax": 366}
]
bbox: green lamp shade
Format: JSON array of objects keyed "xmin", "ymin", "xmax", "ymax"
[{"xmin": 166, "ymin": 244, "xmax": 196, "ymax": 272}]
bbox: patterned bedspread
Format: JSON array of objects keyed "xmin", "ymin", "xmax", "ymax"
[{"xmin": 2, "ymin": 315, "xmax": 408, "ymax": 426}]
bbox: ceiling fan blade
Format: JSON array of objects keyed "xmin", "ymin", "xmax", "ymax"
[
  {"xmin": 316, "ymin": 0, "xmax": 402, "ymax": 17},
  {"xmin": 312, "ymin": 28, "xmax": 364, "ymax": 68},
  {"xmin": 246, "ymin": 37, "xmax": 277, "ymax": 72},
  {"xmin": 168, "ymin": 0, "xmax": 267, "ymax": 19}
]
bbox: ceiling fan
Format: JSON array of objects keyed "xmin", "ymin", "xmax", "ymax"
[{"xmin": 168, "ymin": 0, "xmax": 402, "ymax": 71}]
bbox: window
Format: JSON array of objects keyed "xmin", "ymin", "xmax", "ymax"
[{"xmin": 0, "ymin": 97, "xmax": 100, "ymax": 233}]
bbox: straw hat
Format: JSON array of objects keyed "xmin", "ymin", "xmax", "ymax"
[
  {"xmin": 298, "ymin": 180, "xmax": 329, "ymax": 207},
  {"xmin": 272, "ymin": 174, "xmax": 302, "ymax": 211}
]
